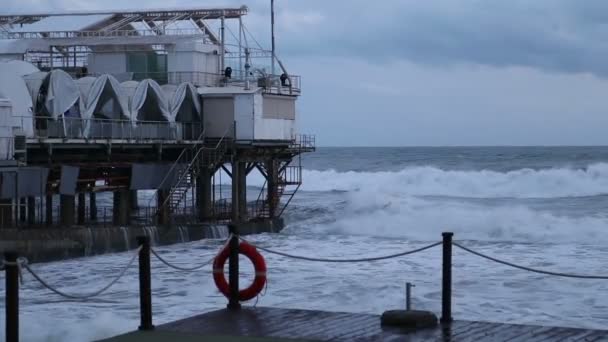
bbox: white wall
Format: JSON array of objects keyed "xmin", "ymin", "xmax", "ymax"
[
  {"xmin": 262, "ymin": 95, "xmax": 296, "ymax": 120},
  {"xmin": 253, "ymin": 93, "xmax": 296, "ymax": 141},
  {"xmin": 168, "ymin": 41, "xmax": 220, "ymax": 85}
]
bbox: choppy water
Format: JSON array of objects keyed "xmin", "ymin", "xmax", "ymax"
[{"xmin": 3, "ymin": 146, "xmax": 608, "ymax": 341}]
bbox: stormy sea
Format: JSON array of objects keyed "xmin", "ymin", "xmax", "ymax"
[{"xmin": 2, "ymin": 146, "xmax": 608, "ymax": 341}]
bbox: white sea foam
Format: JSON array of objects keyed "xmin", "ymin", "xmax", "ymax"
[
  {"xmin": 295, "ymin": 163, "xmax": 608, "ymax": 198},
  {"xmin": 298, "ymin": 193, "xmax": 608, "ymax": 243}
]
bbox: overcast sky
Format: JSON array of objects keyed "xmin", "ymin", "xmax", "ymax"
[{"xmin": 6, "ymin": 0, "xmax": 608, "ymax": 146}]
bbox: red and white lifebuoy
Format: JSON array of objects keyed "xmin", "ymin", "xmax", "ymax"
[{"xmin": 213, "ymin": 241, "xmax": 267, "ymax": 301}]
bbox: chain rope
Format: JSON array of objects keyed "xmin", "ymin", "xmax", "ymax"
[
  {"xmin": 240, "ymin": 238, "xmax": 442, "ymax": 263},
  {"xmin": 150, "ymin": 249, "xmax": 216, "ymax": 272},
  {"xmin": 20, "ymin": 246, "xmax": 141, "ymax": 300},
  {"xmin": 453, "ymin": 242, "xmax": 608, "ymax": 279}
]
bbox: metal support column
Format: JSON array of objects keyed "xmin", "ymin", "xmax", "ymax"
[
  {"xmin": 231, "ymin": 162, "xmax": 240, "ymax": 223},
  {"xmin": 197, "ymin": 168, "xmax": 213, "ymax": 221},
  {"xmin": 27, "ymin": 197, "xmax": 35, "ymax": 225},
  {"xmin": 90, "ymin": 192, "xmax": 97, "ymax": 221},
  {"xmin": 77, "ymin": 193, "xmax": 85, "ymax": 225},
  {"xmin": 60, "ymin": 194, "xmax": 75, "ymax": 226},
  {"xmin": 113, "ymin": 189, "xmax": 130, "ymax": 226},
  {"xmin": 130, "ymin": 190, "xmax": 139, "ymax": 211},
  {"xmin": 237, "ymin": 162, "xmax": 248, "ymax": 222},
  {"xmin": 156, "ymin": 190, "xmax": 170, "ymax": 225},
  {"xmin": 266, "ymin": 159, "xmax": 278, "ymax": 219},
  {"xmin": 19, "ymin": 198, "xmax": 26, "ymax": 223},
  {"xmin": 0, "ymin": 199, "xmax": 13, "ymax": 228}
]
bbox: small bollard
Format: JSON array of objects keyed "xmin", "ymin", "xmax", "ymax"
[
  {"xmin": 441, "ymin": 232, "xmax": 453, "ymax": 324},
  {"xmin": 137, "ymin": 236, "xmax": 154, "ymax": 331},
  {"xmin": 5, "ymin": 251, "xmax": 19, "ymax": 342},
  {"xmin": 406, "ymin": 282, "xmax": 415, "ymax": 311},
  {"xmin": 227, "ymin": 224, "xmax": 241, "ymax": 310}
]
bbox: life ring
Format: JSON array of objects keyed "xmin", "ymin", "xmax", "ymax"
[{"xmin": 213, "ymin": 241, "xmax": 267, "ymax": 301}]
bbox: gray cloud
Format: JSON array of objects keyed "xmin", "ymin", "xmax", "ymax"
[
  {"xmin": 262, "ymin": 0, "xmax": 608, "ymax": 77},
  {"xmin": 7, "ymin": 0, "xmax": 608, "ymax": 76}
]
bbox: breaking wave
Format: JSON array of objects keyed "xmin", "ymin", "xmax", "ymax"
[
  {"xmin": 298, "ymin": 163, "xmax": 608, "ymax": 198},
  {"xmin": 283, "ymin": 164, "xmax": 608, "ymax": 243},
  {"xmin": 297, "ymin": 194, "xmax": 608, "ymax": 243}
]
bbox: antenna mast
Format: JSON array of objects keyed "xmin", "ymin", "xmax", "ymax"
[{"xmin": 271, "ymin": 0, "xmax": 276, "ymax": 76}]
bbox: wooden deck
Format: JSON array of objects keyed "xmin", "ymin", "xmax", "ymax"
[{"xmin": 100, "ymin": 307, "xmax": 608, "ymax": 342}]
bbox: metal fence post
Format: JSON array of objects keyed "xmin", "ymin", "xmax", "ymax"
[
  {"xmin": 227, "ymin": 224, "xmax": 241, "ymax": 310},
  {"xmin": 441, "ymin": 232, "xmax": 453, "ymax": 324},
  {"xmin": 137, "ymin": 236, "xmax": 154, "ymax": 330},
  {"xmin": 5, "ymin": 251, "xmax": 19, "ymax": 342}
]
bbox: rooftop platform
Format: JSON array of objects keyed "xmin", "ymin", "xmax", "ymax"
[{"xmin": 100, "ymin": 307, "xmax": 608, "ymax": 342}]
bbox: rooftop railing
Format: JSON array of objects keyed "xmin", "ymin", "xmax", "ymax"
[
  {"xmin": 68, "ymin": 70, "xmax": 301, "ymax": 95},
  {"xmin": 15, "ymin": 116, "xmax": 203, "ymax": 141},
  {"xmin": 1, "ymin": 28, "xmax": 208, "ymax": 40}
]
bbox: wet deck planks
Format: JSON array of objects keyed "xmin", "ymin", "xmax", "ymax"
[{"xmin": 102, "ymin": 307, "xmax": 608, "ymax": 341}]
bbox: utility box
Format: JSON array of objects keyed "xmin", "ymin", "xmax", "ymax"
[{"xmin": 201, "ymin": 87, "xmax": 296, "ymax": 142}]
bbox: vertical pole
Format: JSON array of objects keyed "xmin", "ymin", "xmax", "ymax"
[
  {"xmin": 227, "ymin": 224, "xmax": 241, "ymax": 310},
  {"xmin": 406, "ymin": 282, "xmax": 413, "ymax": 311},
  {"xmin": 237, "ymin": 162, "xmax": 247, "ymax": 221},
  {"xmin": 5, "ymin": 251, "xmax": 19, "ymax": 342},
  {"xmin": 266, "ymin": 160, "xmax": 277, "ymax": 219},
  {"xmin": 441, "ymin": 232, "xmax": 453, "ymax": 324},
  {"xmin": 27, "ymin": 197, "xmax": 35, "ymax": 226},
  {"xmin": 271, "ymin": 0, "xmax": 276, "ymax": 77},
  {"xmin": 90, "ymin": 192, "xmax": 97, "ymax": 221},
  {"xmin": 137, "ymin": 236, "xmax": 154, "ymax": 331},
  {"xmin": 231, "ymin": 161, "xmax": 240, "ymax": 223},
  {"xmin": 60, "ymin": 194, "xmax": 75, "ymax": 227},
  {"xmin": 77, "ymin": 193, "xmax": 85, "ymax": 225},
  {"xmin": 220, "ymin": 14, "xmax": 225, "ymax": 75},
  {"xmin": 19, "ymin": 198, "xmax": 26, "ymax": 223},
  {"xmin": 238, "ymin": 16, "xmax": 243, "ymax": 79}
]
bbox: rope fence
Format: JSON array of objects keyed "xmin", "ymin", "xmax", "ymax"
[
  {"xmin": 453, "ymin": 242, "xmax": 608, "ymax": 280},
  {"xmin": 150, "ymin": 249, "xmax": 216, "ymax": 272},
  {"xmin": 20, "ymin": 246, "xmax": 141, "ymax": 300},
  {"xmin": 240, "ymin": 237, "xmax": 442, "ymax": 263},
  {"xmin": 3, "ymin": 231, "xmax": 608, "ymax": 342}
]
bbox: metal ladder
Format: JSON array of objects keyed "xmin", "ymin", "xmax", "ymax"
[{"xmin": 151, "ymin": 128, "xmax": 230, "ymax": 220}]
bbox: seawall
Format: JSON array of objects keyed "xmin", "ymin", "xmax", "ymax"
[{"xmin": 0, "ymin": 218, "xmax": 284, "ymax": 263}]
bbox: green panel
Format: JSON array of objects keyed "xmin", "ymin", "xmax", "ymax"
[{"xmin": 127, "ymin": 52, "xmax": 167, "ymax": 84}]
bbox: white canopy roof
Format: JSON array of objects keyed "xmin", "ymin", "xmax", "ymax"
[
  {"xmin": 23, "ymin": 69, "xmax": 80, "ymax": 120},
  {"xmin": 77, "ymin": 74, "xmax": 129, "ymax": 120},
  {"xmin": 161, "ymin": 82, "xmax": 201, "ymax": 122},
  {"xmin": 122, "ymin": 79, "xmax": 171, "ymax": 122},
  {"xmin": 0, "ymin": 60, "xmax": 38, "ymax": 136}
]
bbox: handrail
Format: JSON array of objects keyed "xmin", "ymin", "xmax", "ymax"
[
  {"xmin": 146, "ymin": 127, "xmax": 206, "ymax": 210},
  {"xmin": 157, "ymin": 125, "xmax": 232, "ymax": 215}
]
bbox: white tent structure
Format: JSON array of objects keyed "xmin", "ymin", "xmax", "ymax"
[
  {"xmin": 0, "ymin": 60, "xmax": 38, "ymax": 137},
  {"xmin": 23, "ymin": 69, "xmax": 80, "ymax": 120},
  {"xmin": 162, "ymin": 82, "xmax": 202, "ymax": 140},
  {"xmin": 76, "ymin": 74, "xmax": 130, "ymax": 137},
  {"xmin": 121, "ymin": 79, "xmax": 171, "ymax": 122},
  {"xmin": 161, "ymin": 83, "xmax": 202, "ymax": 122}
]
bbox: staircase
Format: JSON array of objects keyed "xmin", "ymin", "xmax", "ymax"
[
  {"xmin": 253, "ymin": 164, "xmax": 302, "ymax": 219},
  {"xmin": 148, "ymin": 129, "xmax": 229, "ymax": 222}
]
